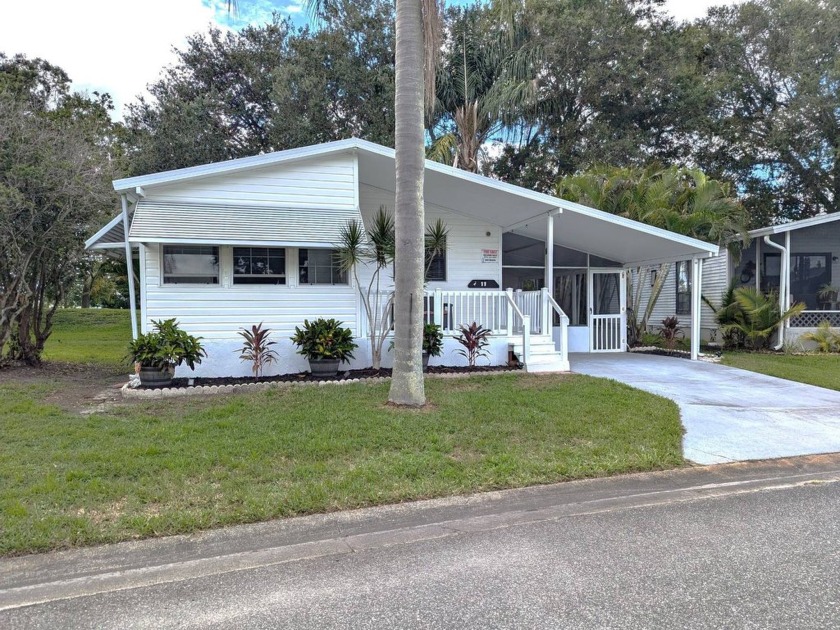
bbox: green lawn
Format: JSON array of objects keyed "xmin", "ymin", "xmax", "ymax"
[
  {"xmin": 41, "ymin": 308, "xmax": 135, "ymax": 368},
  {"xmin": 0, "ymin": 373, "xmax": 682, "ymax": 555},
  {"xmin": 722, "ymin": 352, "xmax": 840, "ymax": 391}
]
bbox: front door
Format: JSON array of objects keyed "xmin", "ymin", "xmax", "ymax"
[{"xmin": 588, "ymin": 269, "xmax": 626, "ymax": 352}]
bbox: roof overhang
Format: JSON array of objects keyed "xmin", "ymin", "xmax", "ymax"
[
  {"xmin": 110, "ymin": 138, "xmax": 720, "ymax": 266},
  {"xmin": 747, "ymin": 212, "xmax": 840, "ymax": 238},
  {"xmin": 127, "ymin": 200, "xmax": 363, "ymax": 248},
  {"xmin": 85, "ymin": 213, "xmax": 126, "ymax": 250}
]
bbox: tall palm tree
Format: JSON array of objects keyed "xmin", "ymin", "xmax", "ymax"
[
  {"xmin": 305, "ymin": 0, "xmax": 441, "ymax": 406},
  {"xmin": 427, "ymin": 2, "xmax": 535, "ymax": 173}
]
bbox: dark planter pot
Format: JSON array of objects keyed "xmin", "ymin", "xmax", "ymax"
[
  {"xmin": 309, "ymin": 358, "xmax": 341, "ymax": 378},
  {"xmin": 139, "ymin": 365, "xmax": 174, "ymax": 388},
  {"xmin": 422, "ymin": 352, "xmax": 430, "ymax": 370}
]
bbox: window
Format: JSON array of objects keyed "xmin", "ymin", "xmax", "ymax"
[
  {"xmin": 163, "ymin": 245, "xmax": 219, "ymax": 284},
  {"xmin": 675, "ymin": 260, "xmax": 691, "ymax": 315},
  {"xmin": 425, "ymin": 239, "xmax": 447, "ymax": 282},
  {"xmin": 299, "ymin": 248, "xmax": 347, "ymax": 285},
  {"xmin": 233, "ymin": 247, "xmax": 286, "ymax": 285}
]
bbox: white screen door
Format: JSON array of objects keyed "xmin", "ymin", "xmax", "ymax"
[{"xmin": 588, "ymin": 269, "xmax": 626, "ymax": 352}]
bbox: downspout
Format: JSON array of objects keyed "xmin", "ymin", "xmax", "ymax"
[
  {"xmin": 121, "ymin": 193, "xmax": 138, "ymax": 341},
  {"xmin": 763, "ymin": 236, "xmax": 786, "ymax": 350}
]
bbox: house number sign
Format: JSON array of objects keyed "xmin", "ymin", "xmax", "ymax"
[{"xmin": 468, "ymin": 279, "xmax": 500, "ymax": 289}]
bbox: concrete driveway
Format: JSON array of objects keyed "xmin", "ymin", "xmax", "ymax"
[{"xmin": 571, "ymin": 353, "xmax": 840, "ymax": 465}]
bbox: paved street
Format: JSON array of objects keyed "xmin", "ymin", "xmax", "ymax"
[
  {"xmin": 3, "ymin": 455, "xmax": 840, "ymax": 629},
  {"xmin": 572, "ymin": 352, "xmax": 840, "ymax": 464}
]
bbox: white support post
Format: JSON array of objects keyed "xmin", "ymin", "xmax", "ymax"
[
  {"xmin": 755, "ymin": 238, "xmax": 761, "ymax": 292},
  {"xmin": 545, "ymin": 213, "xmax": 554, "ymax": 299},
  {"xmin": 690, "ymin": 257, "xmax": 702, "ymax": 361},
  {"xmin": 506, "ymin": 288, "xmax": 514, "ymax": 336},
  {"xmin": 121, "ymin": 194, "xmax": 138, "ymax": 341},
  {"xmin": 784, "ymin": 231, "xmax": 792, "ymax": 321},
  {"xmin": 433, "ymin": 288, "xmax": 443, "ymax": 329}
]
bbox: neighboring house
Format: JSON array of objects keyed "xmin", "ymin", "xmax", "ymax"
[
  {"xmin": 652, "ymin": 212, "xmax": 840, "ymax": 347},
  {"xmin": 86, "ymin": 139, "xmax": 718, "ymax": 377}
]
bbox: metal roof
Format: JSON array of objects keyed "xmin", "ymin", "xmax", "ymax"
[
  {"xmin": 85, "ymin": 214, "xmax": 125, "ymax": 250},
  {"xmin": 108, "ymin": 138, "xmax": 720, "ymax": 265}
]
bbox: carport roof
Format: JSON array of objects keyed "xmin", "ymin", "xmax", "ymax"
[{"xmin": 110, "ymin": 138, "xmax": 719, "ymax": 266}]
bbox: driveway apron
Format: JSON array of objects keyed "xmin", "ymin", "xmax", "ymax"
[{"xmin": 571, "ymin": 353, "xmax": 840, "ymax": 465}]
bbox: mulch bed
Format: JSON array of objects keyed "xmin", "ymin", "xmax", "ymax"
[{"xmin": 168, "ymin": 364, "xmax": 520, "ymax": 388}]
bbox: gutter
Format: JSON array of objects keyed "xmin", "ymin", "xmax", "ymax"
[{"xmin": 763, "ymin": 236, "xmax": 786, "ymax": 350}]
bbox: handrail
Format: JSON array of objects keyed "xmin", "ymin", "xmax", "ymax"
[
  {"xmin": 543, "ymin": 289, "xmax": 569, "ymax": 367},
  {"xmin": 504, "ymin": 290, "xmax": 530, "ymax": 368}
]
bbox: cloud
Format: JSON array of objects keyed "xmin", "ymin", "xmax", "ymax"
[
  {"xmin": 663, "ymin": 0, "xmax": 745, "ymax": 21},
  {"xmin": 0, "ymin": 0, "xmax": 305, "ymax": 121}
]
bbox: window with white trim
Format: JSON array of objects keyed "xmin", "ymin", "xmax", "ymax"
[
  {"xmin": 675, "ymin": 260, "xmax": 691, "ymax": 315},
  {"xmin": 298, "ymin": 248, "xmax": 347, "ymax": 285},
  {"xmin": 162, "ymin": 245, "xmax": 219, "ymax": 284},
  {"xmin": 425, "ymin": 238, "xmax": 447, "ymax": 282},
  {"xmin": 233, "ymin": 247, "xmax": 286, "ymax": 285}
]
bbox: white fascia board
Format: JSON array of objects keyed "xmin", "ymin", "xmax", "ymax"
[
  {"xmin": 127, "ymin": 237, "xmax": 340, "ymax": 248},
  {"xmin": 747, "ymin": 212, "xmax": 840, "ymax": 238},
  {"xmin": 84, "ymin": 213, "xmax": 124, "ymax": 250},
  {"xmin": 622, "ymin": 250, "xmax": 720, "ymax": 268},
  {"xmin": 112, "ymin": 138, "xmax": 362, "ymax": 193}
]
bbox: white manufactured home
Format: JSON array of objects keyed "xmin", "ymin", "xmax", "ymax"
[{"xmin": 86, "ymin": 139, "xmax": 719, "ymax": 377}]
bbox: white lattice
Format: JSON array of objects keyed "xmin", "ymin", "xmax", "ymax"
[{"xmin": 790, "ymin": 311, "xmax": 840, "ymax": 328}]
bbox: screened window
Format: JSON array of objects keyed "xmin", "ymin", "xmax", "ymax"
[
  {"xmin": 233, "ymin": 247, "xmax": 286, "ymax": 285},
  {"xmin": 763, "ymin": 253, "xmax": 830, "ymax": 310},
  {"xmin": 299, "ymin": 248, "xmax": 347, "ymax": 285},
  {"xmin": 675, "ymin": 260, "xmax": 691, "ymax": 315},
  {"xmin": 163, "ymin": 245, "xmax": 219, "ymax": 284},
  {"xmin": 426, "ymin": 239, "xmax": 447, "ymax": 282}
]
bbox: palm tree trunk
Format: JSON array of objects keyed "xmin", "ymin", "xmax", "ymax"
[{"xmin": 388, "ymin": 0, "xmax": 426, "ymax": 406}]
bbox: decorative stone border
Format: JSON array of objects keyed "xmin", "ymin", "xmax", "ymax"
[{"xmin": 121, "ymin": 369, "xmax": 519, "ymax": 399}]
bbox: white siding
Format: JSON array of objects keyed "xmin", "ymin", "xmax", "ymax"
[
  {"xmin": 145, "ymin": 155, "xmax": 357, "ymax": 209},
  {"xmin": 357, "ymin": 184, "xmax": 503, "ymax": 292},
  {"xmin": 631, "ymin": 252, "xmax": 729, "ymax": 338},
  {"xmin": 143, "ymin": 241, "xmax": 358, "ymax": 377}
]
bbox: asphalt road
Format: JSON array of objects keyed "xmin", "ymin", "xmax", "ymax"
[{"xmin": 3, "ymin": 458, "xmax": 840, "ymax": 629}]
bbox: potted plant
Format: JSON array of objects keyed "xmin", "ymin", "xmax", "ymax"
[
  {"xmin": 290, "ymin": 318, "xmax": 357, "ymax": 377},
  {"xmin": 422, "ymin": 323, "xmax": 443, "ymax": 370},
  {"xmin": 127, "ymin": 318, "xmax": 206, "ymax": 387}
]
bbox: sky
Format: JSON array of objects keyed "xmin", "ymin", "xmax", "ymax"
[{"xmin": 0, "ymin": 0, "xmax": 744, "ymax": 121}]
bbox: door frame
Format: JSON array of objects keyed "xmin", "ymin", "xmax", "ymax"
[{"xmin": 588, "ymin": 268, "xmax": 627, "ymax": 352}]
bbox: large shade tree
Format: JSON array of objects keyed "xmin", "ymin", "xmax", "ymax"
[
  {"xmin": 0, "ymin": 54, "xmax": 116, "ymax": 363},
  {"xmin": 687, "ymin": 0, "xmax": 840, "ymax": 225}
]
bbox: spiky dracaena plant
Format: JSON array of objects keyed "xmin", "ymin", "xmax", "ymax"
[
  {"xmin": 236, "ymin": 323, "xmax": 279, "ymax": 379},
  {"xmin": 335, "ymin": 207, "xmax": 395, "ymax": 371}
]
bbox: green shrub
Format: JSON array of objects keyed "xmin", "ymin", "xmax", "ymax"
[
  {"xmin": 290, "ymin": 318, "xmax": 357, "ymax": 362},
  {"xmin": 801, "ymin": 321, "xmax": 840, "ymax": 353},
  {"xmin": 423, "ymin": 324, "xmax": 444, "ymax": 357},
  {"xmin": 127, "ymin": 319, "xmax": 206, "ymax": 370}
]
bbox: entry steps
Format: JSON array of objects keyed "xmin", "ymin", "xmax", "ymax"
[{"xmin": 511, "ymin": 334, "xmax": 570, "ymax": 373}]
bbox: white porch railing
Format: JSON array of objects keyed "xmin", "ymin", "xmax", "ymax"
[{"xmin": 358, "ymin": 288, "xmax": 570, "ymax": 371}]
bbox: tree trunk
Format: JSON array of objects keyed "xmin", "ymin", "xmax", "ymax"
[{"xmin": 388, "ymin": 0, "xmax": 426, "ymax": 407}]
